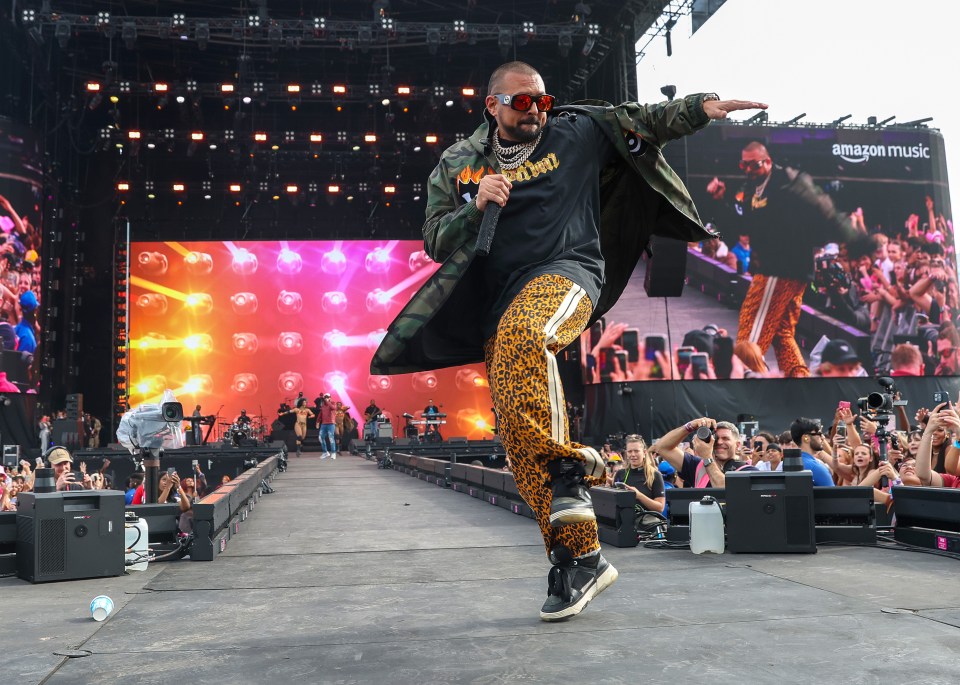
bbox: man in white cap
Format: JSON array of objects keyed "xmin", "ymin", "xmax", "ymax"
[{"xmin": 318, "ymin": 393, "xmax": 337, "ymax": 459}]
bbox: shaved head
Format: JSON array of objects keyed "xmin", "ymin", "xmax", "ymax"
[{"xmin": 488, "ymin": 61, "xmax": 542, "ymax": 97}]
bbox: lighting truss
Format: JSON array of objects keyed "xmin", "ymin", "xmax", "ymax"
[{"xmin": 24, "ymin": 12, "xmax": 602, "ymax": 47}]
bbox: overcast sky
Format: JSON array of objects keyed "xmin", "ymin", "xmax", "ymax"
[{"xmin": 636, "ymin": 0, "xmax": 957, "ymax": 214}]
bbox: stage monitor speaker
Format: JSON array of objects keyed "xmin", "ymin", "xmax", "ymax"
[
  {"xmin": 51, "ymin": 418, "xmax": 85, "ymax": 451},
  {"xmin": 593, "ymin": 486, "xmax": 639, "ymax": 548},
  {"xmin": 643, "ymin": 236, "xmax": 688, "ymax": 297},
  {"xmin": 395, "ymin": 438, "xmax": 414, "ymax": 447},
  {"xmin": 726, "ymin": 472, "xmax": 816, "ymax": 554},
  {"xmin": 3, "ymin": 445, "xmax": 20, "ymax": 468},
  {"xmin": 374, "ymin": 436, "xmax": 394, "ymax": 446},
  {"xmin": 349, "ymin": 438, "xmax": 368, "ymax": 455},
  {"xmin": 377, "ymin": 424, "xmax": 393, "ymax": 439},
  {"xmin": 65, "ymin": 393, "xmax": 83, "ymax": 419},
  {"xmin": 447, "ymin": 437, "xmax": 468, "ymax": 445},
  {"xmin": 16, "ymin": 490, "xmax": 125, "ymax": 583},
  {"xmin": 892, "ymin": 486, "xmax": 960, "ymax": 551}
]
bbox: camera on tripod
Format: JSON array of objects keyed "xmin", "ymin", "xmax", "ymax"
[
  {"xmin": 856, "ymin": 376, "xmax": 904, "ymax": 418},
  {"xmin": 856, "ymin": 377, "xmax": 906, "ymax": 473}
]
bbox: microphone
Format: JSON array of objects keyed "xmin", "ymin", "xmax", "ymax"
[{"xmin": 475, "ymin": 202, "xmax": 501, "ymax": 256}]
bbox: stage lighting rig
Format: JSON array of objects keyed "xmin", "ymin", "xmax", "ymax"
[
  {"xmin": 832, "ymin": 114, "xmax": 853, "ymax": 126},
  {"xmin": 902, "ymin": 117, "xmax": 933, "ymax": 127},
  {"xmin": 746, "ymin": 111, "xmax": 769, "ymax": 125},
  {"xmin": 660, "ymin": 85, "xmax": 676, "ymax": 101},
  {"xmin": 786, "ymin": 113, "xmax": 807, "ymax": 124}
]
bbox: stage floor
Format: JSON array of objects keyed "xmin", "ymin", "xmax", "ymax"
[{"xmin": 6, "ymin": 455, "xmax": 960, "ymax": 684}]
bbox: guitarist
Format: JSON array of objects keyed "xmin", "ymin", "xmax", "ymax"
[{"xmin": 363, "ymin": 399, "xmax": 381, "ymax": 440}]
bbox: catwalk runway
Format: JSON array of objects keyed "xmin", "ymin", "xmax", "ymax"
[{"xmin": 6, "ymin": 455, "xmax": 960, "ymax": 684}]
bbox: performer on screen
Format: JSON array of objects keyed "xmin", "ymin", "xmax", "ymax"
[
  {"xmin": 371, "ymin": 60, "xmax": 763, "ymax": 621},
  {"xmin": 706, "ymin": 141, "xmax": 865, "ymax": 377},
  {"xmin": 282, "ymin": 398, "xmax": 315, "ymax": 457}
]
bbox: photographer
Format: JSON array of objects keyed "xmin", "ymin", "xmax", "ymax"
[
  {"xmin": 612, "ymin": 435, "xmax": 664, "ymax": 514},
  {"xmin": 657, "ymin": 418, "xmax": 755, "ymax": 488}
]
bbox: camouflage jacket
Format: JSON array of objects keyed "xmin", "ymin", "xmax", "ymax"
[{"xmin": 371, "ymin": 94, "xmax": 719, "ymax": 375}]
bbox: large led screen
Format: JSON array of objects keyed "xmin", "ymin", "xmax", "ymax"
[
  {"xmin": 583, "ymin": 124, "xmax": 954, "ymax": 383},
  {"xmin": 0, "ymin": 119, "xmax": 43, "ymax": 393},
  {"xmin": 128, "ymin": 240, "xmax": 494, "ymax": 440}
]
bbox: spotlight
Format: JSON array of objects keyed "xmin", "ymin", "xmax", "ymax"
[
  {"xmin": 321, "ymin": 249, "xmax": 347, "ymax": 274},
  {"xmin": 229, "ymin": 184, "xmax": 242, "ymax": 193},
  {"xmin": 321, "ymin": 291, "xmax": 348, "ymax": 313},
  {"xmin": 230, "ymin": 292, "xmax": 259, "ymax": 315},
  {"xmin": 366, "ymin": 329, "xmax": 387, "ymax": 350},
  {"xmin": 425, "ymin": 134, "xmax": 438, "ymax": 144},
  {"xmin": 232, "ymin": 333, "xmax": 260, "ymax": 355},
  {"xmin": 182, "ymin": 334, "xmax": 213, "ymax": 352},
  {"xmin": 396, "ymin": 85, "xmax": 411, "ymax": 95},
  {"xmin": 195, "ymin": 22, "xmax": 210, "ymax": 50},
  {"xmin": 184, "ymin": 252, "xmax": 214, "ymax": 275},
  {"xmin": 137, "ymin": 251, "xmax": 169, "ymax": 276},
  {"xmin": 365, "ymin": 288, "xmax": 392, "ymax": 312},
  {"xmin": 309, "ymin": 133, "xmax": 323, "ymax": 143},
  {"xmin": 322, "ymin": 330, "xmax": 347, "ymax": 351},
  {"xmin": 333, "ymin": 85, "xmax": 346, "ymax": 94},
  {"xmin": 411, "ymin": 372, "xmax": 439, "ymax": 393},
  {"xmin": 277, "ymin": 332, "xmax": 304, "ymax": 354},
  {"xmin": 136, "ymin": 294, "xmax": 168, "ymax": 316},
  {"xmin": 276, "ymin": 290, "xmax": 303, "ymax": 314},
  {"xmin": 327, "ymin": 184, "xmax": 341, "ymax": 194},
  {"xmin": 117, "ymin": 182, "xmax": 130, "ymax": 192},
  {"xmin": 231, "ymin": 249, "xmax": 258, "ymax": 275},
  {"xmin": 427, "ymin": 29, "xmax": 440, "ymax": 55},
  {"xmin": 55, "ymin": 20, "xmax": 70, "ymax": 48},
  {"xmin": 184, "ymin": 294, "xmax": 213, "ymax": 315},
  {"xmin": 154, "ymin": 83, "xmax": 169, "ymax": 93},
  {"xmin": 231, "ymin": 373, "xmax": 260, "ymax": 395},
  {"xmin": 86, "ymin": 82, "xmax": 101, "ymax": 92},
  {"xmin": 364, "ymin": 134, "xmax": 377, "ymax": 143},
  {"xmin": 660, "ymin": 85, "xmax": 677, "ymax": 101},
  {"xmin": 364, "ymin": 247, "xmax": 391, "ymax": 273},
  {"xmin": 461, "ymin": 87, "xmax": 475, "ymax": 97},
  {"xmin": 498, "ymin": 28, "xmax": 513, "ymax": 57},
  {"xmin": 276, "ymin": 248, "xmax": 302, "ymax": 274},
  {"xmin": 278, "ymin": 372, "xmax": 304, "ymax": 395},
  {"xmin": 221, "ymin": 83, "xmax": 235, "ymax": 93},
  {"xmin": 122, "ymin": 21, "xmax": 137, "ymax": 50},
  {"xmin": 368, "ymin": 375, "xmax": 392, "ymax": 392}
]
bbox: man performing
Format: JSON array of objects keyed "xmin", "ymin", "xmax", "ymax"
[
  {"xmin": 372, "ymin": 61, "xmax": 764, "ymax": 620},
  {"xmin": 707, "ymin": 142, "xmax": 862, "ymax": 376}
]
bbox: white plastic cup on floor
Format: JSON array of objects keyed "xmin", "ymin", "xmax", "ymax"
[{"xmin": 90, "ymin": 595, "xmax": 114, "ymax": 621}]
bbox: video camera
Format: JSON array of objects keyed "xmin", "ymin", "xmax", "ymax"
[
  {"xmin": 856, "ymin": 377, "xmax": 906, "ymax": 475},
  {"xmin": 813, "ymin": 254, "xmax": 851, "ymax": 292},
  {"xmin": 116, "ymin": 389, "xmax": 186, "ymax": 455},
  {"xmin": 856, "ymin": 376, "xmax": 905, "ymax": 419}
]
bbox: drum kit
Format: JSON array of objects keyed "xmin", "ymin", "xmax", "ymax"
[{"xmin": 219, "ymin": 416, "xmax": 267, "ymax": 446}]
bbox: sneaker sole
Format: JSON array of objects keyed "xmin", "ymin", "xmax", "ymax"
[{"xmin": 539, "ymin": 561, "xmax": 618, "ymax": 622}]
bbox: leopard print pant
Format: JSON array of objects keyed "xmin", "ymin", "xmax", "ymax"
[{"xmin": 484, "ymin": 274, "xmax": 602, "ymax": 559}]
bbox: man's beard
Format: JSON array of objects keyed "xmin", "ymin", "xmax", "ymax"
[{"xmin": 498, "ymin": 118, "xmax": 542, "ymax": 144}]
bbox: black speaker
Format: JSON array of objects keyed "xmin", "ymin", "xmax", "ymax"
[
  {"xmin": 2, "ymin": 445, "xmax": 20, "ymax": 469},
  {"xmin": 447, "ymin": 437, "xmax": 468, "ymax": 445},
  {"xmin": 65, "ymin": 393, "xmax": 83, "ymax": 419},
  {"xmin": 16, "ymin": 490, "xmax": 125, "ymax": 583},
  {"xmin": 51, "ymin": 418, "xmax": 85, "ymax": 450},
  {"xmin": 643, "ymin": 236, "xmax": 688, "ymax": 297},
  {"xmin": 593, "ymin": 487, "xmax": 639, "ymax": 548},
  {"xmin": 725, "ymin": 471, "xmax": 816, "ymax": 554}
]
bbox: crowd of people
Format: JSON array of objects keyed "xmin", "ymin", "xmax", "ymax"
[{"xmin": 586, "ymin": 395, "xmax": 960, "ymax": 529}]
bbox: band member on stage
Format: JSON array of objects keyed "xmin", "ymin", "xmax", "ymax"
[
  {"xmin": 372, "ymin": 60, "xmax": 763, "ymax": 620},
  {"xmin": 190, "ymin": 405, "xmax": 204, "ymax": 445},
  {"xmin": 423, "ymin": 399, "xmax": 442, "ymax": 442},
  {"xmin": 363, "ymin": 399, "xmax": 380, "ymax": 440},
  {"xmin": 334, "ymin": 401, "xmax": 350, "ymax": 455},
  {"xmin": 706, "ymin": 141, "xmax": 864, "ymax": 376},
  {"xmin": 283, "ymin": 398, "xmax": 315, "ymax": 457},
  {"xmin": 235, "ymin": 409, "xmax": 251, "ymax": 425}
]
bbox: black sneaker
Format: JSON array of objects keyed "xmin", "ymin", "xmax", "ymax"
[
  {"xmin": 547, "ymin": 459, "xmax": 595, "ymax": 527},
  {"xmin": 539, "ymin": 554, "xmax": 618, "ymax": 622}
]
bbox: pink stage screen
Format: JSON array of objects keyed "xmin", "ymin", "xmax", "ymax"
[{"xmin": 128, "ymin": 240, "xmax": 494, "ymax": 440}]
